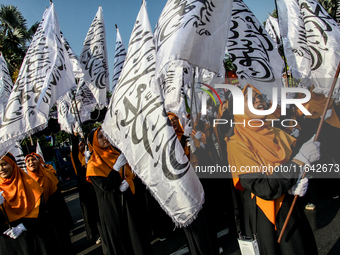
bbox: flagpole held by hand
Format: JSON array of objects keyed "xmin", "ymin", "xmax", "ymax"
[{"xmin": 277, "ymin": 60, "xmax": 340, "ymax": 243}]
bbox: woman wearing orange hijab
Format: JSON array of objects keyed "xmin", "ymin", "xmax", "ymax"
[
  {"xmin": 227, "ymin": 84, "xmax": 320, "ymax": 255},
  {"xmin": 25, "ymin": 152, "xmax": 75, "ymax": 255},
  {"xmin": 86, "ymin": 127, "xmax": 154, "ymax": 255},
  {"xmin": 25, "ymin": 153, "xmax": 59, "ymax": 203},
  {"xmin": 0, "ymin": 153, "xmax": 48, "ymax": 255}
]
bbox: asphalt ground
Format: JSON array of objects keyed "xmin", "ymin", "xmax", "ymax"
[{"xmin": 64, "ymin": 178, "xmax": 340, "ymax": 255}]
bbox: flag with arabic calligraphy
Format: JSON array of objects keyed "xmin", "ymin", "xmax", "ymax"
[
  {"xmin": 0, "ymin": 3, "xmax": 76, "ymax": 156},
  {"xmin": 9, "ymin": 142, "xmax": 27, "ymax": 172},
  {"xmin": 277, "ymin": 0, "xmax": 312, "ymax": 88},
  {"xmin": 159, "ymin": 60, "xmax": 194, "ymax": 127},
  {"xmin": 154, "ymin": 0, "xmax": 233, "ymax": 77},
  {"xmin": 59, "ymin": 32, "xmax": 96, "ymax": 130},
  {"xmin": 111, "ymin": 26, "xmax": 126, "ymax": 93},
  {"xmin": 79, "ymin": 6, "xmax": 109, "ymax": 109},
  {"xmin": 102, "ymin": 0, "xmax": 204, "ymax": 227},
  {"xmin": 265, "ymin": 16, "xmax": 281, "ymax": 45},
  {"xmin": 57, "ymin": 92, "xmax": 74, "ymax": 134},
  {"xmin": 227, "ymin": 0, "xmax": 284, "ymax": 99},
  {"xmin": 0, "ymin": 53, "xmax": 14, "ymax": 126},
  {"xmin": 278, "ymin": 0, "xmax": 340, "ymax": 94}
]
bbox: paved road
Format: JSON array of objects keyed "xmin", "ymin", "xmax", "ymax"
[{"xmin": 64, "ymin": 179, "xmax": 340, "ymax": 255}]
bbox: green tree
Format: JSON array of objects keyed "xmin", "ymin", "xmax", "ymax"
[{"xmin": 0, "ymin": 4, "xmax": 38, "ymax": 83}]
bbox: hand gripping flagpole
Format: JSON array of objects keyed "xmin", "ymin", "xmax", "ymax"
[{"xmin": 278, "ymin": 60, "xmax": 340, "ymax": 243}]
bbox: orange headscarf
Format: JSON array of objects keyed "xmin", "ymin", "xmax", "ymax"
[
  {"xmin": 228, "ymin": 84, "xmax": 296, "ymax": 226},
  {"xmin": 86, "ymin": 127, "xmax": 135, "ymax": 194},
  {"xmin": 25, "ymin": 153, "xmax": 59, "ymax": 202},
  {"xmin": 33, "ymin": 152, "xmax": 57, "ymax": 175},
  {"xmin": 0, "ymin": 154, "xmax": 43, "ymax": 222}
]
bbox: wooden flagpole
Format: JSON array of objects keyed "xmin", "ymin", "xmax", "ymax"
[{"xmin": 278, "ymin": 60, "xmax": 340, "ymax": 243}]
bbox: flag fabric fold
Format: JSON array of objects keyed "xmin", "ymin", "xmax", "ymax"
[
  {"xmin": 154, "ymin": 0, "xmax": 233, "ymax": 77},
  {"xmin": 58, "ymin": 32, "xmax": 96, "ymax": 133},
  {"xmin": 9, "ymin": 142, "xmax": 27, "ymax": 172},
  {"xmin": 0, "ymin": 53, "xmax": 14, "ymax": 126},
  {"xmin": 278, "ymin": 0, "xmax": 340, "ymax": 95},
  {"xmin": 277, "ymin": 0, "xmax": 312, "ymax": 87},
  {"xmin": 265, "ymin": 16, "xmax": 281, "ymax": 44},
  {"xmin": 111, "ymin": 26, "xmax": 126, "ymax": 93},
  {"xmin": 227, "ymin": 0, "xmax": 284, "ymax": 100},
  {"xmin": 36, "ymin": 140, "xmax": 45, "ymax": 162},
  {"xmin": 0, "ymin": 3, "xmax": 76, "ymax": 156},
  {"xmin": 79, "ymin": 6, "xmax": 109, "ymax": 109},
  {"xmin": 102, "ymin": 0, "xmax": 204, "ymax": 227}
]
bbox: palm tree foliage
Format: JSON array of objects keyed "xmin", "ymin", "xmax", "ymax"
[
  {"xmin": 318, "ymin": 0, "xmax": 337, "ymax": 20},
  {"xmin": 0, "ymin": 4, "xmax": 38, "ymax": 82}
]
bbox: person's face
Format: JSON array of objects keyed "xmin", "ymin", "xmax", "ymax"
[
  {"xmin": 244, "ymin": 90, "xmax": 267, "ymax": 119},
  {"xmin": 97, "ymin": 130, "xmax": 110, "ymax": 149},
  {"xmin": 169, "ymin": 115, "xmax": 179, "ymax": 131},
  {"xmin": 26, "ymin": 156, "xmax": 39, "ymax": 172},
  {"xmin": 0, "ymin": 159, "xmax": 14, "ymax": 179},
  {"xmin": 222, "ymin": 102, "xmax": 228, "ymax": 113},
  {"xmin": 79, "ymin": 142, "xmax": 85, "ymax": 152}
]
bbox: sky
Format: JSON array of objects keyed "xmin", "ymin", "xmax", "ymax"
[{"xmin": 4, "ymin": 0, "xmax": 276, "ymax": 81}]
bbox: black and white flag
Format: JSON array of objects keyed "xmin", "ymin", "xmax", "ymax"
[
  {"xmin": 154, "ymin": 0, "xmax": 233, "ymax": 77},
  {"xmin": 278, "ymin": 0, "xmax": 340, "ymax": 95},
  {"xmin": 58, "ymin": 32, "xmax": 96, "ymax": 132},
  {"xmin": 9, "ymin": 142, "xmax": 27, "ymax": 172},
  {"xmin": 111, "ymin": 26, "xmax": 126, "ymax": 93},
  {"xmin": 227, "ymin": 0, "xmax": 284, "ymax": 99},
  {"xmin": 102, "ymin": 0, "xmax": 204, "ymax": 227},
  {"xmin": 0, "ymin": 3, "xmax": 76, "ymax": 155},
  {"xmin": 0, "ymin": 53, "xmax": 14, "ymax": 126},
  {"xmin": 265, "ymin": 16, "xmax": 281, "ymax": 45},
  {"xmin": 57, "ymin": 92, "xmax": 74, "ymax": 134},
  {"xmin": 79, "ymin": 6, "xmax": 109, "ymax": 109}
]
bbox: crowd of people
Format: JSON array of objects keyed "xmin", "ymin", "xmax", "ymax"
[{"xmin": 0, "ymin": 81, "xmax": 339, "ymax": 255}]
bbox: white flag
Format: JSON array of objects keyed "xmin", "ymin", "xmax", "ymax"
[
  {"xmin": 36, "ymin": 140, "xmax": 45, "ymax": 162},
  {"xmin": 160, "ymin": 60, "xmax": 193, "ymax": 127},
  {"xmin": 265, "ymin": 17, "xmax": 279, "ymax": 44},
  {"xmin": 269, "ymin": 16, "xmax": 281, "ymax": 43},
  {"xmin": 57, "ymin": 92, "xmax": 74, "ymax": 134},
  {"xmin": 278, "ymin": 0, "xmax": 340, "ymax": 95},
  {"xmin": 111, "ymin": 26, "xmax": 126, "ymax": 93},
  {"xmin": 79, "ymin": 6, "xmax": 109, "ymax": 108},
  {"xmin": 60, "ymin": 32, "xmax": 84, "ymax": 80},
  {"xmin": 102, "ymin": 0, "xmax": 204, "ymax": 227},
  {"xmin": 0, "ymin": 3, "xmax": 76, "ymax": 155},
  {"xmin": 9, "ymin": 142, "xmax": 27, "ymax": 172},
  {"xmin": 59, "ymin": 33, "xmax": 96, "ymax": 128},
  {"xmin": 277, "ymin": 0, "xmax": 312, "ymax": 87},
  {"xmin": 154, "ymin": 0, "xmax": 233, "ymax": 77},
  {"xmin": 227, "ymin": 0, "xmax": 284, "ymax": 99},
  {"xmin": 0, "ymin": 53, "xmax": 14, "ymax": 126}
]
